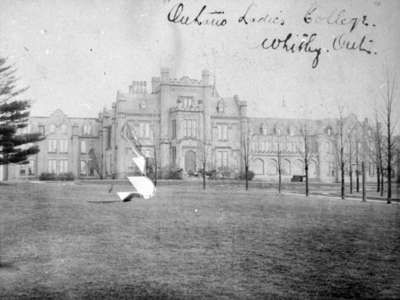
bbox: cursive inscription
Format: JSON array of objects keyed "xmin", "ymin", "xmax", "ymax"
[
  {"xmin": 167, "ymin": 3, "xmax": 227, "ymax": 27},
  {"xmin": 261, "ymin": 33, "xmax": 322, "ymax": 68}
]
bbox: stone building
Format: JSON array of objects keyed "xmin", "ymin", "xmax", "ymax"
[{"xmin": 0, "ymin": 69, "xmax": 386, "ymax": 183}]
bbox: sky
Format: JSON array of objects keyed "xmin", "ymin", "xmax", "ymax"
[{"xmin": 0, "ymin": 0, "xmax": 399, "ymax": 120}]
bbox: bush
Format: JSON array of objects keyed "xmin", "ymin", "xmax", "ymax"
[
  {"xmin": 239, "ymin": 170, "xmax": 255, "ymax": 181},
  {"xmin": 57, "ymin": 172, "xmax": 75, "ymax": 181},
  {"xmin": 39, "ymin": 172, "xmax": 74, "ymax": 181},
  {"xmin": 168, "ymin": 168, "xmax": 183, "ymax": 179},
  {"xmin": 39, "ymin": 172, "xmax": 57, "ymax": 181}
]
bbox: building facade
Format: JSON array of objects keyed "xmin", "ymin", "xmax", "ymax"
[{"xmin": 1, "ymin": 69, "xmax": 388, "ymax": 183}]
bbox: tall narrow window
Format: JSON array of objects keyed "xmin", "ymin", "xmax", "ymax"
[
  {"xmin": 217, "ymin": 151, "xmax": 229, "ymax": 168},
  {"xmin": 59, "ymin": 160, "xmax": 68, "ymax": 173},
  {"xmin": 171, "ymin": 146, "xmax": 176, "ymax": 165},
  {"xmin": 172, "ymin": 120, "xmax": 177, "ymax": 138},
  {"xmin": 59, "ymin": 139, "xmax": 68, "ymax": 153},
  {"xmin": 48, "ymin": 139, "xmax": 57, "ymax": 153},
  {"xmin": 80, "ymin": 140, "xmax": 87, "ymax": 154},
  {"xmin": 48, "ymin": 159, "xmax": 57, "ymax": 173},
  {"xmin": 183, "ymin": 120, "xmax": 197, "ymax": 137},
  {"xmin": 217, "ymin": 124, "xmax": 228, "ymax": 141}
]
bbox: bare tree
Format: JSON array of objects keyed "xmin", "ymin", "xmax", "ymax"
[
  {"xmin": 198, "ymin": 140, "xmax": 211, "ymax": 190},
  {"xmin": 372, "ymin": 111, "xmax": 385, "ymax": 196},
  {"xmin": 355, "ymin": 137, "xmax": 360, "ymax": 192},
  {"xmin": 345, "ymin": 123, "xmax": 359, "ymax": 194},
  {"xmin": 276, "ymin": 135, "xmax": 282, "ymax": 193},
  {"xmin": 380, "ymin": 70, "xmax": 398, "ymax": 204},
  {"xmin": 297, "ymin": 120, "xmax": 315, "ymax": 197},
  {"xmin": 241, "ymin": 120, "xmax": 251, "ymax": 191},
  {"xmin": 337, "ymin": 105, "xmax": 346, "ymax": 200}
]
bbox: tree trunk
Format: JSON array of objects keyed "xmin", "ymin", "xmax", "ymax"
[
  {"xmin": 278, "ymin": 169, "xmax": 281, "ymax": 193},
  {"xmin": 349, "ymin": 168, "xmax": 353, "ymax": 194},
  {"xmin": 380, "ymin": 168, "xmax": 384, "ymax": 197},
  {"xmin": 245, "ymin": 165, "xmax": 248, "ymax": 191},
  {"xmin": 202, "ymin": 161, "xmax": 206, "ymax": 190},
  {"xmin": 387, "ymin": 134, "xmax": 392, "ymax": 204},
  {"xmin": 356, "ymin": 168, "xmax": 359, "ymax": 193},
  {"xmin": 377, "ymin": 166, "xmax": 380, "ymax": 192},
  {"xmin": 356, "ymin": 143, "xmax": 359, "ymax": 192},
  {"xmin": 362, "ymin": 161, "xmax": 366, "ymax": 202},
  {"xmin": 305, "ymin": 163, "xmax": 309, "ymax": 197},
  {"xmin": 341, "ymin": 152, "xmax": 345, "ymax": 200}
]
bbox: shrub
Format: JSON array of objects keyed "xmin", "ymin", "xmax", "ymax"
[
  {"xmin": 57, "ymin": 172, "xmax": 75, "ymax": 181},
  {"xmin": 39, "ymin": 172, "xmax": 74, "ymax": 181},
  {"xmin": 39, "ymin": 172, "xmax": 57, "ymax": 181},
  {"xmin": 239, "ymin": 170, "xmax": 255, "ymax": 181},
  {"xmin": 168, "ymin": 168, "xmax": 183, "ymax": 179}
]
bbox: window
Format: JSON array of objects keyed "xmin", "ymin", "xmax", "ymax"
[
  {"xmin": 80, "ymin": 160, "xmax": 88, "ymax": 176},
  {"xmin": 60, "ymin": 124, "xmax": 68, "ymax": 134},
  {"xmin": 171, "ymin": 146, "xmax": 176, "ymax": 165},
  {"xmin": 80, "ymin": 140, "xmax": 87, "ymax": 154},
  {"xmin": 48, "ymin": 159, "xmax": 57, "ymax": 173},
  {"xmin": 217, "ymin": 124, "xmax": 228, "ymax": 141},
  {"xmin": 48, "ymin": 139, "xmax": 57, "ymax": 153},
  {"xmin": 172, "ymin": 120, "xmax": 177, "ymax": 138},
  {"xmin": 106, "ymin": 126, "xmax": 112, "ymax": 149},
  {"xmin": 217, "ymin": 151, "xmax": 228, "ymax": 168},
  {"xmin": 182, "ymin": 97, "xmax": 193, "ymax": 108},
  {"xmin": 59, "ymin": 160, "xmax": 68, "ymax": 173},
  {"xmin": 83, "ymin": 124, "xmax": 92, "ymax": 135},
  {"xmin": 39, "ymin": 125, "xmax": 45, "ymax": 136},
  {"xmin": 28, "ymin": 160, "xmax": 34, "ymax": 175},
  {"xmin": 49, "ymin": 124, "xmax": 56, "ymax": 134},
  {"xmin": 260, "ymin": 124, "xmax": 267, "ymax": 135},
  {"xmin": 183, "ymin": 119, "xmax": 197, "ymax": 137},
  {"xmin": 139, "ymin": 123, "xmax": 150, "ymax": 138},
  {"xmin": 59, "ymin": 139, "xmax": 68, "ymax": 153},
  {"xmin": 19, "ymin": 166, "xmax": 26, "ymax": 176}
]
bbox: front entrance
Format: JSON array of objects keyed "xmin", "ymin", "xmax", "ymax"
[{"xmin": 184, "ymin": 150, "xmax": 196, "ymax": 174}]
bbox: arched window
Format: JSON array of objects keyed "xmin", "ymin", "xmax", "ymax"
[
  {"xmin": 253, "ymin": 159, "xmax": 264, "ymax": 175},
  {"xmin": 266, "ymin": 159, "xmax": 277, "ymax": 175}
]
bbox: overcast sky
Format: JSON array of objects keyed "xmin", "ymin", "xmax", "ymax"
[{"xmin": 0, "ymin": 0, "xmax": 399, "ymax": 120}]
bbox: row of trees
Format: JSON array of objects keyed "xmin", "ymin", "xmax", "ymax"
[{"xmin": 1, "ymin": 54, "xmax": 398, "ymax": 204}]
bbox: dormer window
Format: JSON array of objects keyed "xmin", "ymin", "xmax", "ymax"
[
  {"xmin": 260, "ymin": 123, "xmax": 267, "ymax": 135},
  {"xmin": 326, "ymin": 127, "xmax": 333, "ymax": 136},
  {"xmin": 178, "ymin": 96, "xmax": 194, "ymax": 109},
  {"xmin": 83, "ymin": 124, "xmax": 92, "ymax": 136}
]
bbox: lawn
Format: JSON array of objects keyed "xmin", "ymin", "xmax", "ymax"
[{"xmin": 0, "ymin": 182, "xmax": 399, "ymax": 299}]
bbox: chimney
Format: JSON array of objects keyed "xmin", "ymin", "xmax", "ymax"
[
  {"xmin": 161, "ymin": 68, "xmax": 170, "ymax": 82},
  {"xmin": 151, "ymin": 77, "xmax": 161, "ymax": 93},
  {"xmin": 202, "ymin": 69, "xmax": 210, "ymax": 85}
]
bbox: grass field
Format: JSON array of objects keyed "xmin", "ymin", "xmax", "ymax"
[{"xmin": 0, "ymin": 182, "xmax": 399, "ymax": 299}]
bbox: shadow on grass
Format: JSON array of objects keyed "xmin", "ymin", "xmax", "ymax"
[
  {"xmin": 0, "ymin": 261, "xmax": 19, "ymax": 270},
  {"xmin": 3, "ymin": 282, "xmax": 186, "ymax": 300}
]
